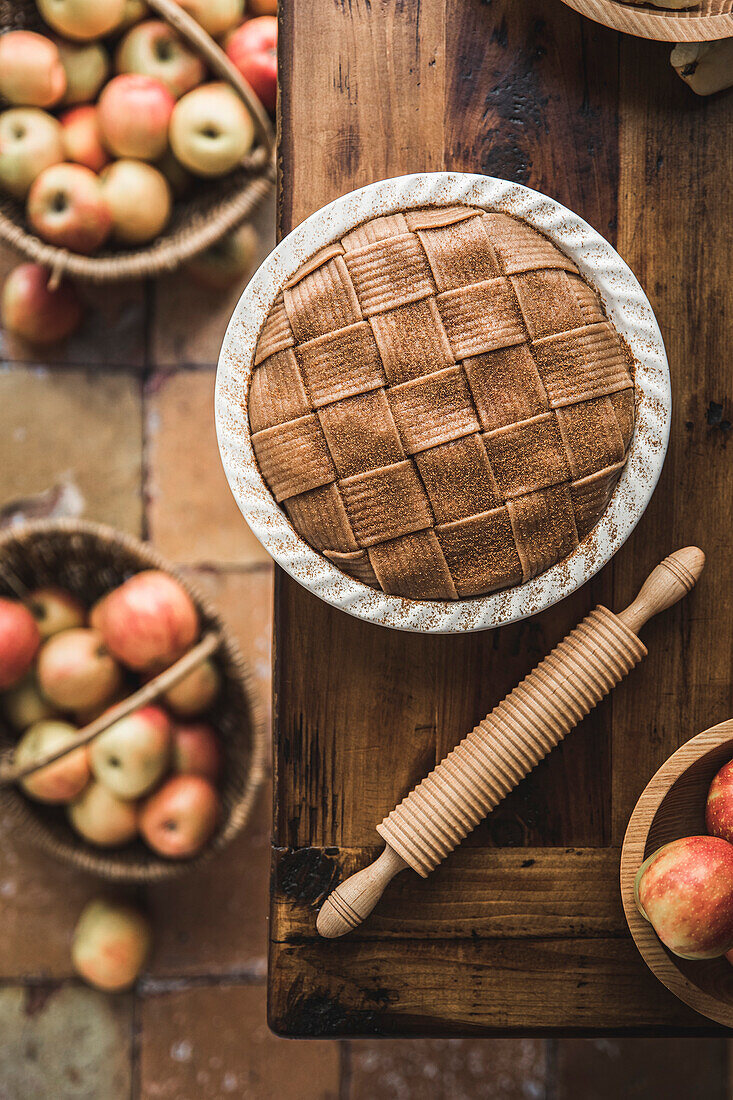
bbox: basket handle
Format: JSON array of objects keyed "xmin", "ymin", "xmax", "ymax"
[
  {"xmin": 146, "ymin": 0, "xmax": 275, "ymax": 165},
  {"xmin": 0, "ymin": 630, "xmax": 221, "ymax": 787}
]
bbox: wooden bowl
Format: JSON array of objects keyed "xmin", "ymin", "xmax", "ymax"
[
  {"xmin": 0, "ymin": 0, "xmax": 274, "ymax": 282},
  {"xmin": 620, "ymin": 718, "xmax": 733, "ymax": 1027},
  {"xmin": 559, "ymin": 0, "xmax": 733, "ymax": 42},
  {"xmin": 0, "ymin": 519, "xmax": 268, "ymax": 883}
]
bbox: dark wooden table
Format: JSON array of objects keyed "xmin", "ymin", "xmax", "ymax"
[{"xmin": 268, "ymin": 0, "xmax": 733, "ymax": 1037}]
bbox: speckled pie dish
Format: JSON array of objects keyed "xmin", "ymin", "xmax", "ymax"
[{"xmin": 216, "ymin": 173, "xmax": 671, "ymax": 633}]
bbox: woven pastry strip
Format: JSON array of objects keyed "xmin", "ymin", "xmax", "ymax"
[{"xmin": 249, "ymin": 204, "xmax": 635, "ymax": 600}]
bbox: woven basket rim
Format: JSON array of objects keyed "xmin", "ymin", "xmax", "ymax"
[
  {"xmin": 0, "ymin": 0, "xmax": 276, "ymax": 282},
  {"xmin": 0, "ymin": 518, "xmax": 269, "ymax": 884}
]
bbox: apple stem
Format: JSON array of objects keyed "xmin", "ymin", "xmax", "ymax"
[{"xmin": 0, "ymin": 631, "xmax": 221, "ymax": 787}]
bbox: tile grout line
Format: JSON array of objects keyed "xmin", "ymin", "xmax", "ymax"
[{"xmin": 339, "ymin": 1040, "xmax": 352, "ymax": 1100}]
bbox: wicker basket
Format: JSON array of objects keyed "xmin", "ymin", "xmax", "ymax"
[
  {"xmin": 0, "ymin": 519, "xmax": 268, "ymax": 883},
  {"xmin": 0, "ymin": 0, "xmax": 275, "ymax": 282}
]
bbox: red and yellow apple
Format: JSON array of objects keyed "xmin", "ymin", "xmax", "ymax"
[
  {"xmin": 186, "ymin": 222, "xmax": 257, "ymax": 290},
  {"xmin": 169, "ymin": 82, "xmax": 254, "ymax": 177},
  {"xmin": 176, "ymin": 0, "xmax": 244, "ymax": 37},
  {"xmin": 91, "ymin": 570, "xmax": 198, "ymax": 672},
  {"xmin": 0, "ymin": 32, "xmax": 66, "ymax": 109},
  {"xmin": 119, "ymin": 0, "xmax": 149, "ymax": 30},
  {"xmin": 172, "ymin": 722, "xmax": 222, "ymax": 781},
  {"xmin": 37, "ymin": 627, "xmax": 122, "ymax": 711},
  {"xmin": 60, "ymin": 107, "xmax": 110, "ymax": 174},
  {"xmin": 164, "ymin": 658, "xmax": 220, "ymax": 717},
  {"xmin": 225, "ymin": 16, "xmax": 277, "ymax": 114},
  {"xmin": 29, "ymin": 587, "xmax": 86, "ymax": 640},
  {"xmin": 27, "ymin": 163, "xmax": 112, "ymax": 254},
  {"xmin": 116, "ymin": 20, "xmax": 205, "ymax": 99},
  {"xmin": 1, "ymin": 263, "xmax": 84, "ymax": 345},
  {"xmin": 100, "ymin": 159, "xmax": 171, "ymax": 244},
  {"xmin": 69, "ymin": 781, "xmax": 139, "ymax": 846},
  {"xmin": 2, "ymin": 672, "xmax": 56, "ymax": 730},
  {"xmin": 72, "ymin": 899, "xmax": 150, "ymax": 992},
  {"xmin": 36, "ymin": 0, "xmax": 126, "ymax": 41},
  {"xmin": 0, "ymin": 596, "xmax": 40, "ymax": 690},
  {"xmin": 14, "ymin": 719, "xmax": 89, "ymax": 803},
  {"xmin": 56, "ymin": 39, "xmax": 109, "ymax": 106},
  {"xmin": 706, "ymin": 759, "xmax": 733, "ymax": 844},
  {"xmin": 0, "ymin": 109, "xmax": 64, "ymax": 199},
  {"xmin": 139, "ymin": 774, "xmax": 218, "ymax": 858},
  {"xmin": 98, "ymin": 74, "xmax": 175, "ymax": 161},
  {"xmin": 635, "ymin": 835, "xmax": 733, "ymax": 959},
  {"xmin": 89, "ymin": 705, "xmax": 171, "ymax": 799}
]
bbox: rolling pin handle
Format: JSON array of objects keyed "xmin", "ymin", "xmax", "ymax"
[
  {"xmin": 316, "ymin": 845, "xmax": 407, "ymax": 939},
  {"xmin": 617, "ymin": 546, "xmax": 705, "ymax": 635}
]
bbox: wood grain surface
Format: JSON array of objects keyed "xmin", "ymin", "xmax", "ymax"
[{"xmin": 270, "ymin": 0, "xmax": 733, "ymax": 1036}]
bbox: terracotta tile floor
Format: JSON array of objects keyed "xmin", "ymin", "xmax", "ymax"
[{"xmin": 0, "ymin": 207, "xmax": 731, "ymax": 1098}]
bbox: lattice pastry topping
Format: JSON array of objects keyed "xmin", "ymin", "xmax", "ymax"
[{"xmin": 249, "ymin": 205, "xmax": 635, "ymax": 600}]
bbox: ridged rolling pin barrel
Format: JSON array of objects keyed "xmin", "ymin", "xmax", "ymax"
[{"xmin": 317, "ymin": 547, "xmax": 705, "ymax": 938}]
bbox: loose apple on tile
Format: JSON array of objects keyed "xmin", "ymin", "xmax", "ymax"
[
  {"xmin": 0, "ymin": 32, "xmax": 66, "ymax": 109},
  {"xmin": 0, "ymin": 596, "xmax": 40, "ymax": 690},
  {"xmin": 225, "ymin": 16, "xmax": 277, "ymax": 114},
  {"xmin": 0, "ymin": 109, "xmax": 64, "ymax": 200},
  {"xmin": 172, "ymin": 722, "xmax": 222, "ymax": 781},
  {"xmin": 69, "ymin": 781, "xmax": 139, "ymax": 846},
  {"xmin": 98, "ymin": 74, "xmax": 175, "ymax": 161},
  {"xmin": 140, "ymin": 774, "xmax": 219, "ymax": 858},
  {"xmin": 101, "ymin": 159, "xmax": 171, "ymax": 244},
  {"xmin": 72, "ymin": 899, "xmax": 151, "ymax": 992},
  {"xmin": 14, "ymin": 719, "xmax": 90, "ymax": 804},
  {"xmin": 27, "ymin": 163, "xmax": 112, "ymax": 254},
  {"xmin": 36, "ymin": 0, "xmax": 127, "ymax": 41},
  {"xmin": 55, "ymin": 39, "xmax": 109, "ymax": 107},
  {"xmin": 37, "ymin": 627, "xmax": 122, "ymax": 711},
  {"xmin": 29, "ymin": 586, "xmax": 86, "ymax": 640},
  {"xmin": 163, "ymin": 657, "xmax": 220, "ymax": 717},
  {"xmin": 1, "ymin": 263, "xmax": 85, "ymax": 345},
  {"xmin": 89, "ymin": 705, "xmax": 171, "ymax": 800},
  {"xmin": 90, "ymin": 570, "xmax": 199, "ymax": 673},
  {"xmin": 169, "ymin": 82, "xmax": 254, "ymax": 177},
  {"xmin": 635, "ymin": 835, "xmax": 733, "ymax": 959},
  {"xmin": 116, "ymin": 20, "xmax": 206, "ymax": 99},
  {"xmin": 60, "ymin": 106, "xmax": 110, "ymax": 174}
]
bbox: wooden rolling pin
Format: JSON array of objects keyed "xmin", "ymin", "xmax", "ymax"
[{"xmin": 317, "ymin": 547, "xmax": 705, "ymax": 938}]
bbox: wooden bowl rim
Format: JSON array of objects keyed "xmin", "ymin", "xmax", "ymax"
[
  {"xmin": 620, "ymin": 718, "xmax": 733, "ymax": 1027},
  {"xmin": 559, "ymin": 0, "xmax": 733, "ymax": 42}
]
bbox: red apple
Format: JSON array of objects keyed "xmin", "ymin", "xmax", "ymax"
[
  {"xmin": 2, "ymin": 672, "xmax": 56, "ymax": 730},
  {"xmin": 89, "ymin": 705, "xmax": 171, "ymax": 799},
  {"xmin": 186, "ymin": 222, "xmax": 257, "ymax": 290},
  {"xmin": 225, "ymin": 17, "xmax": 277, "ymax": 114},
  {"xmin": 0, "ymin": 108, "xmax": 64, "ymax": 200},
  {"xmin": 14, "ymin": 719, "xmax": 89, "ymax": 803},
  {"xmin": 139, "ymin": 774, "xmax": 218, "ymax": 858},
  {"xmin": 706, "ymin": 759, "xmax": 733, "ymax": 843},
  {"xmin": 116, "ymin": 20, "xmax": 206, "ymax": 99},
  {"xmin": 72, "ymin": 899, "xmax": 150, "ymax": 992},
  {"xmin": 1, "ymin": 263, "xmax": 84, "ymax": 346},
  {"xmin": 29, "ymin": 587, "xmax": 86, "ymax": 640},
  {"xmin": 164, "ymin": 658, "xmax": 220, "ymax": 717},
  {"xmin": 37, "ymin": 628, "xmax": 122, "ymax": 712},
  {"xmin": 0, "ymin": 596, "xmax": 40, "ymax": 690},
  {"xmin": 176, "ymin": 0, "xmax": 244, "ymax": 37},
  {"xmin": 170, "ymin": 82, "xmax": 254, "ymax": 178},
  {"xmin": 61, "ymin": 106, "xmax": 110, "ymax": 174},
  {"xmin": 101, "ymin": 159, "xmax": 171, "ymax": 244},
  {"xmin": 0, "ymin": 32, "xmax": 66, "ymax": 109},
  {"xmin": 36, "ymin": 0, "xmax": 126, "ymax": 41},
  {"xmin": 68, "ymin": 781, "xmax": 138, "ymax": 846},
  {"xmin": 172, "ymin": 722, "xmax": 222, "ymax": 781},
  {"xmin": 56, "ymin": 39, "xmax": 109, "ymax": 106},
  {"xmin": 27, "ymin": 163, "xmax": 112, "ymax": 254},
  {"xmin": 635, "ymin": 835, "xmax": 733, "ymax": 959},
  {"xmin": 90, "ymin": 571, "xmax": 198, "ymax": 672},
  {"xmin": 98, "ymin": 74, "xmax": 175, "ymax": 161}
]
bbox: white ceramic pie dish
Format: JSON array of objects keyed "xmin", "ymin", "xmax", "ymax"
[{"xmin": 215, "ymin": 172, "xmax": 671, "ymax": 633}]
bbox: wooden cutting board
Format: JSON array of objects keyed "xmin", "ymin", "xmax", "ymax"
[{"xmin": 268, "ymin": 0, "xmax": 733, "ymax": 1037}]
